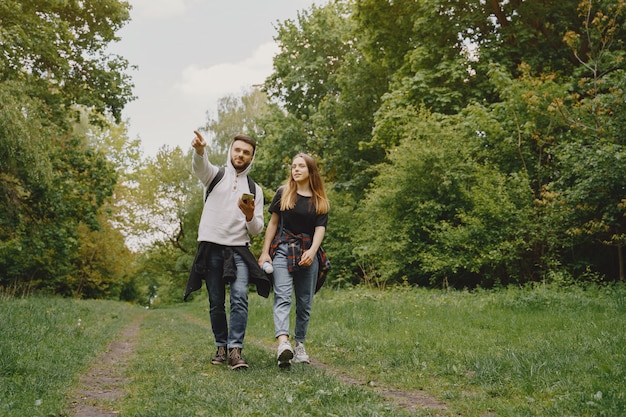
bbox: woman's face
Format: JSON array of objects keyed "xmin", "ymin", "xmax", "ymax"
[{"xmin": 291, "ymin": 156, "xmax": 309, "ymax": 183}]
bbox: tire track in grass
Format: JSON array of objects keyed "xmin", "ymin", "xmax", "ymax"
[
  {"xmin": 182, "ymin": 313, "xmax": 447, "ymax": 414},
  {"xmin": 67, "ymin": 314, "xmax": 146, "ymax": 417}
]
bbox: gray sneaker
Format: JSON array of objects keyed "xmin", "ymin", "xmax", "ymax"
[
  {"xmin": 277, "ymin": 341, "xmax": 294, "ymax": 368},
  {"xmin": 293, "ymin": 342, "xmax": 310, "ymax": 364}
]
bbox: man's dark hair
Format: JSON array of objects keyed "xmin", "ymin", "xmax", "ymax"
[{"xmin": 233, "ymin": 135, "xmax": 256, "ymax": 154}]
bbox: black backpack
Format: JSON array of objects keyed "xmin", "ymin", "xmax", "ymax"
[{"xmin": 204, "ymin": 167, "xmax": 256, "ymax": 202}]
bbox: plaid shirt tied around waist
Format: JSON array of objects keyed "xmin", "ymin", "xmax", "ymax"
[{"xmin": 268, "ymin": 228, "xmax": 330, "ymax": 293}]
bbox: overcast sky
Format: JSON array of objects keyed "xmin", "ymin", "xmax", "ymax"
[{"xmin": 109, "ymin": 0, "xmax": 325, "ymax": 157}]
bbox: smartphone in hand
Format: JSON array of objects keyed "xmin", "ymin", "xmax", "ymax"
[{"xmin": 242, "ymin": 193, "xmax": 254, "ymax": 204}]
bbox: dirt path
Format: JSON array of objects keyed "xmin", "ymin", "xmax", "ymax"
[
  {"xmin": 310, "ymin": 359, "xmax": 447, "ymax": 413},
  {"xmin": 67, "ymin": 313, "xmax": 446, "ymax": 415},
  {"xmin": 66, "ymin": 315, "xmax": 145, "ymax": 417}
]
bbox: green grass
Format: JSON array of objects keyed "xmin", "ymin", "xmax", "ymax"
[
  {"xmin": 122, "ymin": 305, "xmax": 404, "ymax": 417},
  {"xmin": 0, "ymin": 296, "xmax": 140, "ymax": 416},
  {"xmin": 1, "ymin": 284, "xmax": 625, "ymax": 416},
  {"xmin": 293, "ymin": 285, "xmax": 626, "ymax": 416}
]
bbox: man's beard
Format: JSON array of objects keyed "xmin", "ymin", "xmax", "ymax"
[{"xmin": 233, "ymin": 159, "xmax": 251, "ymax": 171}]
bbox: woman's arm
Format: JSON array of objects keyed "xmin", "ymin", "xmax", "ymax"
[
  {"xmin": 258, "ymin": 212, "xmax": 280, "ymax": 266},
  {"xmin": 299, "ymin": 225, "xmax": 326, "ymax": 267}
]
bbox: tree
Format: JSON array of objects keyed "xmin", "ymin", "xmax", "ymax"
[
  {"xmin": 0, "ymin": 0, "xmax": 134, "ymax": 296},
  {"xmin": 553, "ymin": 0, "xmax": 626, "ymax": 279},
  {"xmin": 121, "ymin": 146, "xmax": 200, "ymax": 304},
  {"xmin": 0, "ymin": 0, "xmax": 134, "ymax": 123},
  {"xmin": 67, "ymin": 110, "xmax": 143, "ymax": 299},
  {"xmin": 266, "ymin": 1, "xmax": 393, "ymax": 193},
  {"xmin": 285, "ymin": 0, "xmax": 626, "ymax": 286},
  {"xmin": 201, "ymin": 87, "xmax": 272, "ymax": 165},
  {"xmin": 266, "ymin": 2, "xmax": 354, "ymax": 119}
]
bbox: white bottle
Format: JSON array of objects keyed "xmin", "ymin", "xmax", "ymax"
[{"xmin": 262, "ymin": 261, "xmax": 274, "ymax": 274}]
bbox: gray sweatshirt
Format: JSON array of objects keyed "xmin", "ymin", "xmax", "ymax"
[{"xmin": 192, "ymin": 144, "xmax": 264, "ymax": 245}]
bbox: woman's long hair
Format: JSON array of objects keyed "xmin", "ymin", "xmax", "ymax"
[{"xmin": 280, "ymin": 153, "xmax": 330, "ymax": 214}]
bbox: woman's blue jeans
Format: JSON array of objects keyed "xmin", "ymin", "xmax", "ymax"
[
  {"xmin": 272, "ymin": 242, "xmax": 318, "ymax": 343},
  {"xmin": 204, "ymin": 246, "xmax": 249, "ymax": 349}
]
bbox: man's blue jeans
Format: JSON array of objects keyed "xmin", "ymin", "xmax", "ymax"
[
  {"xmin": 272, "ymin": 242, "xmax": 318, "ymax": 343},
  {"xmin": 204, "ymin": 246, "xmax": 249, "ymax": 349}
]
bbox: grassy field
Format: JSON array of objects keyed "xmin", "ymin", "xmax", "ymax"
[{"xmin": 1, "ymin": 284, "xmax": 625, "ymax": 416}]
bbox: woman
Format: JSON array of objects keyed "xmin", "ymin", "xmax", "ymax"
[{"xmin": 258, "ymin": 153, "xmax": 330, "ymax": 368}]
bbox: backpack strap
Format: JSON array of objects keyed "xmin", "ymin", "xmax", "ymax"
[
  {"xmin": 246, "ymin": 176, "xmax": 257, "ymax": 198},
  {"xmin": 204, "ymin": 167, "xmax": 225, "ymax": 202},
  {"xmin": 204, "ymin": 167, "xmax": 257, "ymax": 202}
]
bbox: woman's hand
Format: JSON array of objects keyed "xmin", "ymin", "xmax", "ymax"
[
  {"xmin": 258, "ymin": 253, "xmax": 271, "ymax": 267},
  {"xmin": 298, "ymin": 248, "xmax": 316, "ymax": 267}
]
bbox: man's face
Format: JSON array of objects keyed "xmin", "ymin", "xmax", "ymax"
[{"xmin": 231, "ymin": 140, "xmax": 254, "ymax": 172}]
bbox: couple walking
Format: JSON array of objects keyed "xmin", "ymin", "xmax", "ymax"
[{"xmin": 184, "ymin": 131, "xmax": 330, "ymax": 370}]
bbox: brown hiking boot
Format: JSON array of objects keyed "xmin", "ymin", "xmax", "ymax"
[
  {"xmin": 211, "ymin": 346, "xmax": 227, "ymax": 365},
  {"xmin": 228, "ymin": 347, "xmax": 249, "ymax": 370}
]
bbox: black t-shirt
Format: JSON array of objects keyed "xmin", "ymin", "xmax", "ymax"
[{"xmin": 269, "ymin": 187, "xmax": 328, "ymax": 236}]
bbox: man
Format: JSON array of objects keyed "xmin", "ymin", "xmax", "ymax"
[{"xmin": 184, "ymin": 130, "xmax": 269, "ymax": 370}]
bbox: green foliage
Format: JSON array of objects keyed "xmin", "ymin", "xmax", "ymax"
[
  {"xmin": 0, "ymin": 83, "xmax": 56, "ymax": 242},
  {"xmin": 70, "ymin": 215, "xmax": 137, "ymax": 299},
  {"xmin": 201, "ymin": 88, "xmax": 272, "ymax": 165},
  {"xmin": 125, "ymin": 148, "xmax": 199, "ymax": 304},
  {"xmin": 266, "ymin": 2, "xmax": 355, "ymax": 119},
  {"xmin": 126, "ymin": 0, "xmax": 626, "ymax": 292},
  {"xmin": 0, "ymin": 0, "xmax": 136, "ymax": 298},
  {"xmin": 253, "ymin": 105, "xmax": 308, "ymax": 191},
  {"xmin": 0, "ymin": 0, "xmax": 134, "ymax": 123},
  {"xmin": 422, "ymin": 169, "xmax": 538, "ymax": 285},
  {"xmin": 313, "ymin": 0, "xmax": 625, "ymax": 286},
  {"xmin": 0, "ymin": 125, "xmax": 120, "ymax": 295},
  {"xmin": 8, "ymin": 0, "xmax": 624, "ymax": 296},
  {"xmin": 355, "ymin": 110, "xmax": 481, "ymax": 286},
  {"xmin": 319, "ymin": 188, "xmax": 361, "ymax": 286},
  {"xmin": 554, "ymin": 0, "xmax": 626, "ymax": 278},
  {"xmin": 266, "ymin": 1, "xmax": 389, "ymax": 191}
]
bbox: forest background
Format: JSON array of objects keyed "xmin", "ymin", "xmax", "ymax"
[{"xmin": 1, "ymin": 0, "xmax": 625, "ymax": 304}]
